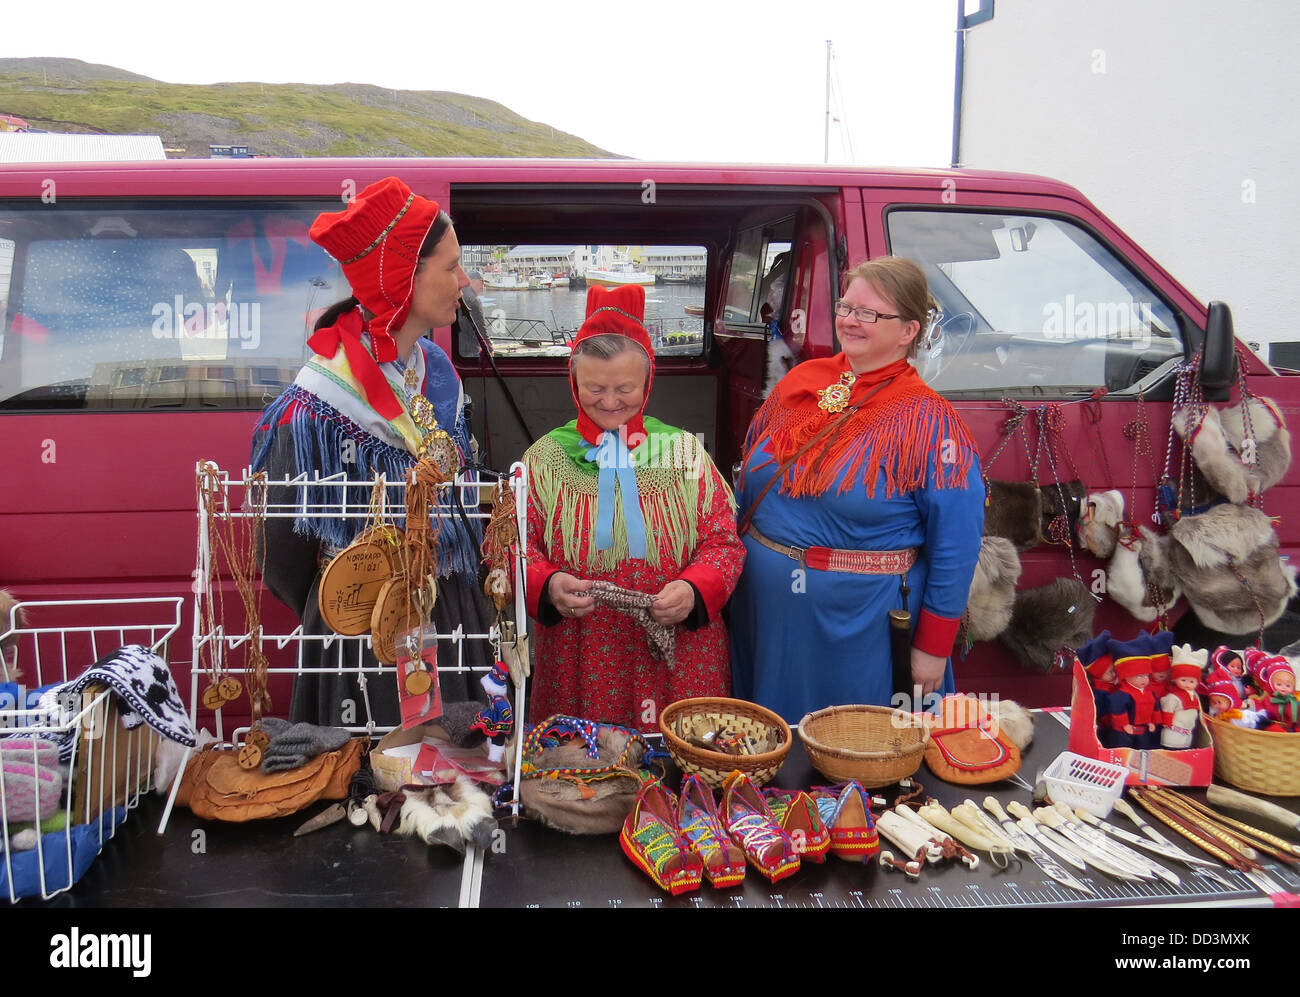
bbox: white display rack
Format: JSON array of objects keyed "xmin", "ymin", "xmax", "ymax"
[
  {"xmin": 0, "ymin": 597, "xmax": 183, "ymax": 902},
  {"xmin": 182, "ymin": 462, "xmax": 530, "ymax": 825}
]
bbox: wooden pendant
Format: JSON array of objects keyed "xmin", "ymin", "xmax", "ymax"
[
  {"xmin": 246, "ymin": 728, "xmax": 271, "ymax": 751},
  {"xmin": 370, "ymin": 575, "xmax": 416, "ymax": 666},
  {"xmin": 218, "ymin": 676, "xmax": 243, "ymax": 703},
  {"xmin": 237, "ymin": 742, "xmax": 263, "ymax": 770},
  {"xmin": 201, "ymin": 683, "xmax": 226, "ymax": 711},
  {"xmin": 318, "ymin": 535, "xmax": 401, "ymax": 636},
  {"xmin": 404, "ymin": 667, "xmax": 432, "ymax": 696}
]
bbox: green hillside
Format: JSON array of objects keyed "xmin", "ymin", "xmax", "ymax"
[{"xmin": 0, "ymin": 57, "xmax": 616, "ymax": 158}]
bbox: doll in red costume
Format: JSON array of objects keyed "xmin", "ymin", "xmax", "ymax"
[
  {"xmin": 1201, "ymin": 666, "xmax": 1266, "ymax": 729},
  {"xmin": 1107, "ymin": 636, "xmax": 1161, "ymax": 749},
  {"xmin": 1249, "ymin": 655, "xmax": 1300, "ymax": 732},
  {"xmin": 1159, "ymin": 644, "xmax": 1206, "ymax": 749}
]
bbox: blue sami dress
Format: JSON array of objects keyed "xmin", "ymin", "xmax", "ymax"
[{"xmin": 730, "ymin": 377, "xmax": 985, "ymax": 725}]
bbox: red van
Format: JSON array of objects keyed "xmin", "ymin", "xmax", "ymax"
[{"xmin": 1, "ymin": 158, "xmax": 1294, "ymax": 712}]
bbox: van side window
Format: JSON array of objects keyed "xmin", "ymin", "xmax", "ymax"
[
  {"xmin": 458, "ymin": 244, "xmax": 707, "ymax": 359},
  {"xmin": 887, "ymin": 210, "xmax": 1182, "ymax": 396},
  {"xmin": 0, "ymin": 201, "xmax": 347, "ymax": 410}
]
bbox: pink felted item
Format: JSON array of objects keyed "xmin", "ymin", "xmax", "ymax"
[{"xmin": 0, "ymin": 758, "xmax": 63, "ymax": 822}]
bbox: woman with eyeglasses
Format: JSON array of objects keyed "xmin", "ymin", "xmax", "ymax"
[{"xmin": 729, "ymin": 257, "xmax": 985, "ymax": 723}]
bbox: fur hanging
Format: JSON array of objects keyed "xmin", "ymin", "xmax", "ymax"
[
  {"xmin": 1000, "ymin": 578, "xmax": 1096, "ymax": 672},
  {"xmin": 1220, "ymin": 395, "xmax": 1292, "ymax": 496},
  {"xmin": 983, "ymin": 480, "xmax": 1043, "ymax": 552},
  {"xmin": 1169, "ymin": 504, "xmax": 1299, "ymax": 634},
  {"xmin": 964, "ymin": 536, "xmax": 1022, "ymax": 641},
  {"xmin": 988, "ymin": 698, "xmax": 1034, "ymax": 752},
  {"xmin": 0, "ymin": 589, "xmax": 26, "ymax": 683},
  {"xmin": 1174, "ymin": 403, "xmax": 1248, "ymax": 504},
  {"xmin": 1077, "ymin": 490, "xmax": 1124, "ymax": 558},
  {"xmin": 763, "ymin": 337, "xmax": 797, "ymax": 397},
  {"xmin": 1040, "ymin": 480, "xmax": 1087, "ymax": 544},
  {"xmin": 1107, "ymin": 526, "xmax": 1182, "ymax": 623},
  {"xmin": 393, "ymin": 777, "xmax": 497, "ymax": 852}
]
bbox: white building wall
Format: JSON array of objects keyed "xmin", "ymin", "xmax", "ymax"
[{"xmin": 959, "ymin": 0, "xmax": 1299, "ymax": 352}]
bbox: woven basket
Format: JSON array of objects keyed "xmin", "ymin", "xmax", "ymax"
[
  {"xmin": 659, "ymin": 698, "xmax": 791, "ymax": 788},
  {"xmin": 1205, "ymin": 713, "xmax": 1300, "ymax": 796},
  {"xmin": 798, "ymin": 704, "xmax": 929, "ymax": 788}
]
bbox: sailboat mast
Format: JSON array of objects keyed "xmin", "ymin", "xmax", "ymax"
[{"xmin": 824, "ymin": 39, "xmax": 832, "ymax": 164}]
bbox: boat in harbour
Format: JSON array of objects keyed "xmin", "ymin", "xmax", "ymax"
[
  {"xmin": 527, "ymin": 271, "xmax": 553, "ymax": 289},
  {"xmin": 484, "ymin": 270, "xmax": 526, "ymax": 290},
  {"xmin": 660, "ymin": 271, "xmax": 689, "ymax": 284},
  {"xmin": 585, "ymin": 262, "xmax": 655, "ymax": 287}
]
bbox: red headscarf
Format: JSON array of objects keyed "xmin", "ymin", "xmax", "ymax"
[{"xmin": 569, "ymin": 284, "xmax": 656, "ymax": 447}]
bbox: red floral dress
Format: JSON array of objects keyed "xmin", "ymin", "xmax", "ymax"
[{"xmin": 523, "ymin": 425, "xmax": 745, "ymax": 732}]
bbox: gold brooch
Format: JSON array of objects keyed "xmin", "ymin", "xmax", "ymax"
[
  {"xmin": 408, "ymin": 395, "xmax": 462, "ymax": 476},
  {"xmin": 816, "ymin": 371, "xmax": 856, "ymax": 414}
]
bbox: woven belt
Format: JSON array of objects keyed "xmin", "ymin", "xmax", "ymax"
[{"xmin": 747, "ymin": 525, "xmax": 917, "ymax": 575}]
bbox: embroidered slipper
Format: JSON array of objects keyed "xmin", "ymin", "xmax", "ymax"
[
  {"xmin": 721, "ymin": 770, "xmax": 800, "ymax": 883},
  {"xmin": 762, "ymin": 787, "xmax": 831, "ymax": 863},
  {"xmin": 678, "ymin": 774, "xmax": 746, "ymax": 889},
  {"xmin": 809, "ymin": 781, "xmax": 880, "ymax": 862},
  {"xmin": 619, "ymin": 780, "xmax": 704, "ymax": 896}
]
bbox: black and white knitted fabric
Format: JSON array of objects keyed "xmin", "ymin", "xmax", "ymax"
[{"xmin": 65, "ymin": 645, "xmax": 197, "ymax": 747}]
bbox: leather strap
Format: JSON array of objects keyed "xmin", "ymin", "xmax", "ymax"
[{"xmin": 747, "ymin": 524, "xmax": 917, "ymax": 575}]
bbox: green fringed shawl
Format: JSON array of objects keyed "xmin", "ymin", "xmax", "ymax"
[{"xmin": 526, "ymin": 417, "xmax": 733, "ymax": 573}]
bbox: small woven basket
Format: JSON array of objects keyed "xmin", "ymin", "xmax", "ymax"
[
  {"xmin": 1205, "ymin": 713, "xmax": 1300, "ymax": 796},
  {"xmin": 798, "ymin": 704, "xmax": 929, "ymax": 788},
  {"xmin": 659, "ymin": 697, "xmax": 791, "ymax": 788}
]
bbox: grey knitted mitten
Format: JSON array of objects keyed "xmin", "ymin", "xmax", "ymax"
[{"xmin": 260, "ymin": 721, "xmax": 352, "ymax": 773}]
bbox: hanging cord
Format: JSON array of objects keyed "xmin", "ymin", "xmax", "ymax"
[
  {"xmin": 1038, "ymin": 406, "xmax": 1094, "ymax": 598},
  {"xmin": 980, "ymin": 397, "xmax": 1032, "ymax": 499}
]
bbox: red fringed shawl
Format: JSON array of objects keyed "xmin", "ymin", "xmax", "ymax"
[{"xmin": 743, "ymin": 356, "xmax": 975, "ymax": 499}]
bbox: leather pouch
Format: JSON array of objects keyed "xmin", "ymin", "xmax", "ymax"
[{"xmin": 923, "ymin": 695, "xmax": 1021, "ymax": 785}]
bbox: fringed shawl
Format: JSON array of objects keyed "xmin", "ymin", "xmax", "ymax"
[
  {"xmin": 743, "ymin": 355, "xmax": 975, "ymax": 499},
  {"xmin": 526, "ymin": 418, "xmax": 732, "ymax": 574},
  {"xmin": 250, "ymin": 338, "xmax": 480, "ymax": 581}
]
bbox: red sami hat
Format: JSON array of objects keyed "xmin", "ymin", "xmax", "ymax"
[
  {"xmin": 309, "ymin": 177, "xmax": 440, "ymax": 363},
  {"xmin": 1201, "ymin": 666, "xmax": 1243, "ymax": 709},
  {"xmin": 570, "ymin": 284, "xmax": 656, "ymax": 446},
  {"xmin": 1170, "ymin": 662, "xmax": 1202, "ymax": 682}
]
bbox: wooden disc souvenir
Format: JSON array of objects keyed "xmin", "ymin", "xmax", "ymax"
[
  {"xmin": 404, "ymin": 666, "xmax": 433, "ymax": 697},
  {"xmin": 318, "ymin": 535, "xmax": 401, "ymax": 636},
  {"xmin": 370, "ymin": 575, "xmax": 417, "ymax": 666},
  {"xmin": 201, "ymin": 684, "xmax": 227, "ymax": 711},
  {"xmin": 237, "ymin": 742, "xmax": 263, "ymax": 770},
  {"xmin": 247, "ymin": 728, "xmax": 271, "ymax": 751},
  {"xmin": 218, "ymin": 676, "xmax": 243, "ymax": 703},
  {"xmin": 356, "ymin": 524, "xmax": 405, "ymax": 550}
]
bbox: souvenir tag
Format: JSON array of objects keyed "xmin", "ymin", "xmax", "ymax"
[
  {"xmin": 370, "ymin": 575, "xmax": 417, "ymax": 666},
  {"xmin": 247, "ymin": 728, "xmax": 271, "ymax": 751},
  {"xmin": 318, "ymin": 536, "xmax": 400, "ymax": 636},
  {"xmin": 396, "ymin": 625, "xmax": 442, "ymax": 731},
  {"xmin": 237, "ymin": 742, "xmax": 263, "ymax": 770}
]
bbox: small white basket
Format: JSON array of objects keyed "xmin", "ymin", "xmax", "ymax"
[{"xmin": 1041, "ymin": 751, "xmax": 1128, "ymax": 816}]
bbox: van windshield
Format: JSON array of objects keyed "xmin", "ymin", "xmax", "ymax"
[
  {"xmin": 888, "ymin": 209, "xmax": 1182, "ymax": 395},
  {"xmin": 0, "ymin": 200, "xmax": 346, "ymax": 410}
]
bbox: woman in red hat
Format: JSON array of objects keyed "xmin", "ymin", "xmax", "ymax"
[
  {"xmin": 523, "ymin": 284, "xmax": 745, "ymax": 731},
  {"xmin": 251, "ymin": 177, "xmax": 492, "ymax": 725}
]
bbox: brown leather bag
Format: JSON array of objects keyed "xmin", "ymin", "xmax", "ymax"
[
  {"xmin": 923, "ymin": 695, "xmax": 1021, "ymax": 785},
  {"xmin": 177, "ymin": 739, "xmax": 365, "ymax": 822}
]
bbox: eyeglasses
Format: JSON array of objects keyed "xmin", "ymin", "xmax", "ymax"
[{"xmin": 834, "ymin": 300, "xmax": 901, "ymax": 324}]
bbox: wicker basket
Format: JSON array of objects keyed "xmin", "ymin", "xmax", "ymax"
[
  {"xmin": 798, "ymin": 704, "xmax": 929, "ymax": 788},
  {"xmin": 659, "ymin": 698, "xmax": 791, "ymax": 788},
  {"xmin": 1205, "ymin": 713, "xmax": 1300, "ymax": 796}
]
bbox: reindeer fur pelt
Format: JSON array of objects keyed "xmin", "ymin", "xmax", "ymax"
[
  {"xmin": 1000, "ymin": 578, "xmax": 1095, "ymax": 672},
  {"xmin": 1220, "ymin": 395, "xmax": 1292, "ymax": 496},
  {"xmin": 1174, "ymin": 404, "xmax": 1248, "ymax": 504},
  {"xmin": 988, "ymin": 698, "xmax": 1034, "ymax": 752},
  {"xmin": 1169, "ymin": 504, "xmax": 1298, "ymax": 634},
  {"xmin": 1107, "ymin": 527, "xmax": 1182, "ymax": 623},
  {"xmin": 1077, "ymin": 490, "xmax": 1124, "ymax": 558},
  {"xmin": 1040, "ymin": 480, "xmax": 1087, "ymax": 543},
  {"xmin": 964, "ymin": 536, "xmax": 1022, "ymax": 641},
  {"xmin": 763, "ymin": 337, "xmax": 797, "ymax": 397},
  {"xmin": 0, "ymin": 589, "xmax": 26, "ymax": 682},
  {"xmin": 984, "ymin": 481, "xmax": 1043, "ymax": 552},
  {"xmin": 393, "ymin": 777, "xmax": 497, "ymax": 852}
]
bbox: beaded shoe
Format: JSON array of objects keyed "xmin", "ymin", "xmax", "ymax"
[
  {"xmin": 762, "ymin": 787, "xmax": 832, "ymax": 863},
  {"xmin": 809, "ymin": 781, "xmax": 880, "ymax": 862},
  {"xmin": 720, "ymin": 771, "xmax": 800, "ymax": 883},
  {"xmin": 619, "ymin": 780, "xmax": 704, "ymax": 895},
  {"xmin": 677, "ymin": 774, "xmax": 747, "ymax": 888}
]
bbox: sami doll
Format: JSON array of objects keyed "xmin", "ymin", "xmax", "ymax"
[
  {"xmin": 1077, "ymin": 631, "xmax": 1118, "ymax": 747},
  {"xmin": 1160, "ymin": 644, "xmax": 1206, "ymax": 749},
  {"xmin": 1201, "ymin": 667, "xmax": 1266, "ymax": 729},
  {"xmin": 1148, "ymin": 631, "xmax": 1175, "ymax": 702},
  {"xmin": 1107, "ymin": 636, "xmax": 1161, "ymax": 749},
  {"xmin": 1249, "ymin": 655, "xmax": 1300, "ymax": 732},
  {"xmin": 1212, "ymin": 646, "xmax": 1250, "ymax": 700}
]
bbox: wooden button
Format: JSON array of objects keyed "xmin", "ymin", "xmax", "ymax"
[{"xmin": 237, "ymin": 742, "xmax": 263, "ymax": 770}]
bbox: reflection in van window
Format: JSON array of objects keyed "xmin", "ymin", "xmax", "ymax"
[
  {"xmin": 459, "ymin": 244, "xmax": 707, "ymax": 360},
  {"xmin": 888, "ymin": 210, "xmax": 1181, "ymax": 395},
  {"xmin": 0, "ymin": 202, "xmax": 347, "ymax": 410}
]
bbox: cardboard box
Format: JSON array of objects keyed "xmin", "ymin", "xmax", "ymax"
[
  {"xmin": 370, "ymin": 720, "xmax": 448, "ymax": 792},
  {"xmin": 1068, "ymin": 661, "xmax": 1214, "ymax": 786}
]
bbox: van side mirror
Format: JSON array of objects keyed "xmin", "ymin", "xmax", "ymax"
[{"xmin": 1201, "ymin": 301, "xmax": 1238, "ymax": 401}]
